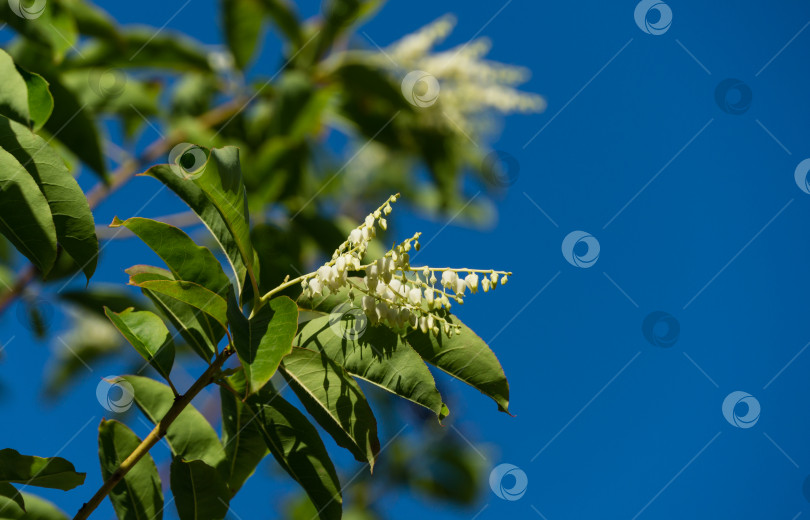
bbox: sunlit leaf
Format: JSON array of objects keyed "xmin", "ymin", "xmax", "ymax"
[
  {"xmin": 0, "ymin": 50, "xmax": 31, "ymax": 128},
  {"xmin": 0, "ymin": 482, "xmax": 25, "ymax": 519},
  {"xmin": 18, "ymin": 493, "xmax": 69, "ymax": 520},
  {"xmin": 98, "ymin": 419, "xmax": 163, "ymax": 520},
  {"xmin": 15, "ymin": 68, "xmax": 53, "ymax": 130},
  {"xmin": 0, "ymin": 449, "xmax": 85, "ymax": 490},
  {"xmin": 104, "ymin": 307, "xmax": 175, "ymax": 383},
  {"xmin": 280, "ymin": 347, "xmax": 380, "ymax": 469}
]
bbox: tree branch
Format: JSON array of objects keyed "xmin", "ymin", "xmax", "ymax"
[{"xmin": 72, "ymin": 348, "xmax": 234, "ymax": 520}]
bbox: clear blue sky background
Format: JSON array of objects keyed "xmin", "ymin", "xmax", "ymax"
[{"xmin": 3, "ymin": 1, "xmax": 810, "ymax": 519}]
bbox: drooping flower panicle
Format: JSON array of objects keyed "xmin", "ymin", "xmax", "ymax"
[{"xmin": 299, "ymin": 194, "xmax": 511, "ymax": 338}]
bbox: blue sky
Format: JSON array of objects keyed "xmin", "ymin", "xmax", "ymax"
[{"xmin": 4, "ymin": 1, "xmax": 810, "ymax": 519}]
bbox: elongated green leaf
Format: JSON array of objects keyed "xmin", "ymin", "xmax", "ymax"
[
  {"xmin": 17, "ymin": 493, "xmax": 68, "ymax": 520},
  {"xmin": 126, "ymin": 266, "xmax": 222, "ymax": 362},
  {"xmin": 259, "ymin": 0, "xmax": 303, "ymax": 47},
  {"xmin": 143, "ymin": 146, "xmax": 256, "ymax": 298},
  {"xmin": 15, "ymin": 68, "xmax": 53, "ymax": 131},
  {"xmin": 223, "ymin": 0, "xmax": 264, "ymax": 70},
  {"xmin": 0, "ymin": 147, "xmax": 57, "ymax": 274},
  {"xmin": 43, "ymin": 77, "xmax": 106, "ymax": 181},
  {"xmin": 0, "ymin": 50, "xmax": 30, "ymax": 127},
  {"xmin": 0, "ymin": 449, "xmax": 85, "ymax": 490},
  {"xmin": 124, "ymin": 376, "xmax": 225, "ymax": 472},
  {"xmin": 219, "ymin": 378, "xmax": 268, "ymax": 494},
  {"xmin": 111, "ymin": 217, "xmax": 230, "ymax": 296},
  {"xmin": 280, "ymin": 347, "xmax": 380, "ymax": 469},
  {"xmin": 0, "ymin": 482, "xmax": 25, "ymax": 519},
  {"xmin": 230, "ymin": 373, "xmax": 342, "ymax": 520},
  {"xmin": 406, "ymin": 315, "xmax": 510, "ymax": 413},
  {"xmin": 98, "ymin": 420, "xmax": 163, "ymax": 520},
  {"xmin": 296, "ymin": 316, "xmax": 447, "ymax": 419},
  {"xmin": 104, "ymin": 308, "xmax": 174, "ymax": 383},
  {"xmin": 170, "ymin": 460, "xmax": 229, "ymax": 520},
  {"xmin": 0, "ymin": 117, "xmax": 98, "ymax": 279},
  {"xmin": 228, "ymin": 295, "xmax": 297, "ymax": 394},
  {"xmin": 130, "ymin": 280, "xmax": 228, "ymax": 332}
]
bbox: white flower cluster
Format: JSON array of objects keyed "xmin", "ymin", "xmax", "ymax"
[{"xmin": 300, "ymin": 194, "xmax": 510, "ymax": 337}]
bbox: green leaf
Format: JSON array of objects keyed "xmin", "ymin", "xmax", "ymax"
[
  {"xmin": 126, "ymin": 266, "xmax": 222, "ymax": 362},
  {"xmin": 104, "ymin": 308, "xmax": 175, "ymax": 383},
  {"xmin": 123, "ymin": 376, "xmax": 225, "ymax": 472},
  {"xmin": 129, "ymin": 280, "xmax": 229, "ymax": 332},
  {"xmin": 0, "ymin": 117, "xmax": 98, "ymax": 279},
  {"xmin": 0, "ymin": 3, "xmax": 77, "ymax": 63},
  {"xmin": 0, "ymin": 50, "xmax": 31, "ymax": 129},
  {"xmin": 228, "ymin": 295, "xmax": 297, "ymax": 394},
  {"xmin": 406, "ymin": 315, "xmax": 510, "ymax": 413},
  {"xmin": 227, "ymin": 373, "xmax": 342, "ymax": 519},
  {"xmin": 0, "ymin": 147, "xmax": 57, "ymax": 274},
  {"xmin": 97, "ymin": 419, "xmax": 163, "ymax": 520},
  {"xmin": 219, "ymin": 376, "xmax": 268, "ymax": 494},
  {"xmin": 0, "ymin": 482, "xmax": 25, "ymax": 519},
  {"xmin": 43, "ymin": 77, "xmax": 106, "ymax": 181},
  {"xmin": 17, "ymin": 493, "xmax": 68, "ymax": 520},
  {"xmin": 143, "ymin": 146, "xmax": 257, "ymax": 299},
  {"xmin": 280, "ymin": 347, "xmax": 380, "ymax": 469},
  {"xmin": 15, "ymin": 68, "xmax": 53, "ymax": 131},
  {"xmin": 0, "ymin": 449, "xmax": 85, "ymax": 490},
  {"xmin": 170, "ymin": 460, "xmax": 229, "ymax": 520},
  {"xmin": 259, "ymin": 0, "xmax": 303, "ymax": 47},
  {"xmin": 223, "ymin": 0, "xmax": 265, "ymax": 70},
  {"xmin": 111, "ymin": 217, "xmax": 230, "ymax": 296},
  {"xmin": 295, "ymin": 316, "xmax": 446, "ymax": 419}
]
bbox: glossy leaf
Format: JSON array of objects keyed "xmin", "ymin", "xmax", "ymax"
[
  {"xmin": 295, "ymin": 316, "xmax": 447, "ymax": 419},
  {"xmin": 280, "ymin": 347, "xmax": 380, "ymax": 469},
  {"xmin": 143, "ymin": 146, "xmax": 257, "ymax": 299},
  {"xmin": 97, "ymin": 419, "xmax": 163, "ymax": 520},
  {"xmin": 406, "ymin": 315, "xmax": 510, "ymax": 413},
  {"xmin": 0, "ymin": 50, "xmax": 30, "ymax": 127},
  {"xmin": 0, "ymin": 117, "xmax": 98, "ymax": 280},
  {"xmin": 240, "ymin": 377, "xmax": 342, "ymax": 520},
  {"xmin": 124, "ymin": 376, "xmax": 226, "ymax": 472},
  {"xmin": 228, "ymin": 295, "xmax": 298, "ymax": 394},
  {"xmin": 16, "ymin": 68, "xmax": 53, "ymax": 130},
  {"xmin": 129, "ymin": 280, "xmax": 229, "ymax": 332},
  {"xmin": 104, "ymin": 307, "xmax": 175, "ymax": 383},
  {"xmin": 0, "ymin": 449, "xmax": 85, "ymax": 490},
  {"xmin": 126, "ymin": 266, "xmax": 222, "ymax": 362},
  {"xmin": 111, "ymin": 217, "xmax": 230, "ymax": 296},
  {"xmin": 170, "ymin": 459, "xmax": 229, "ymax": 520},
  {"xmin": 0, "ymin": 146, "xmax": 57, "ymax": 274},
  {"xmin": 43, "ymin": 77, "xmax": 106, "ymax": 180}
]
